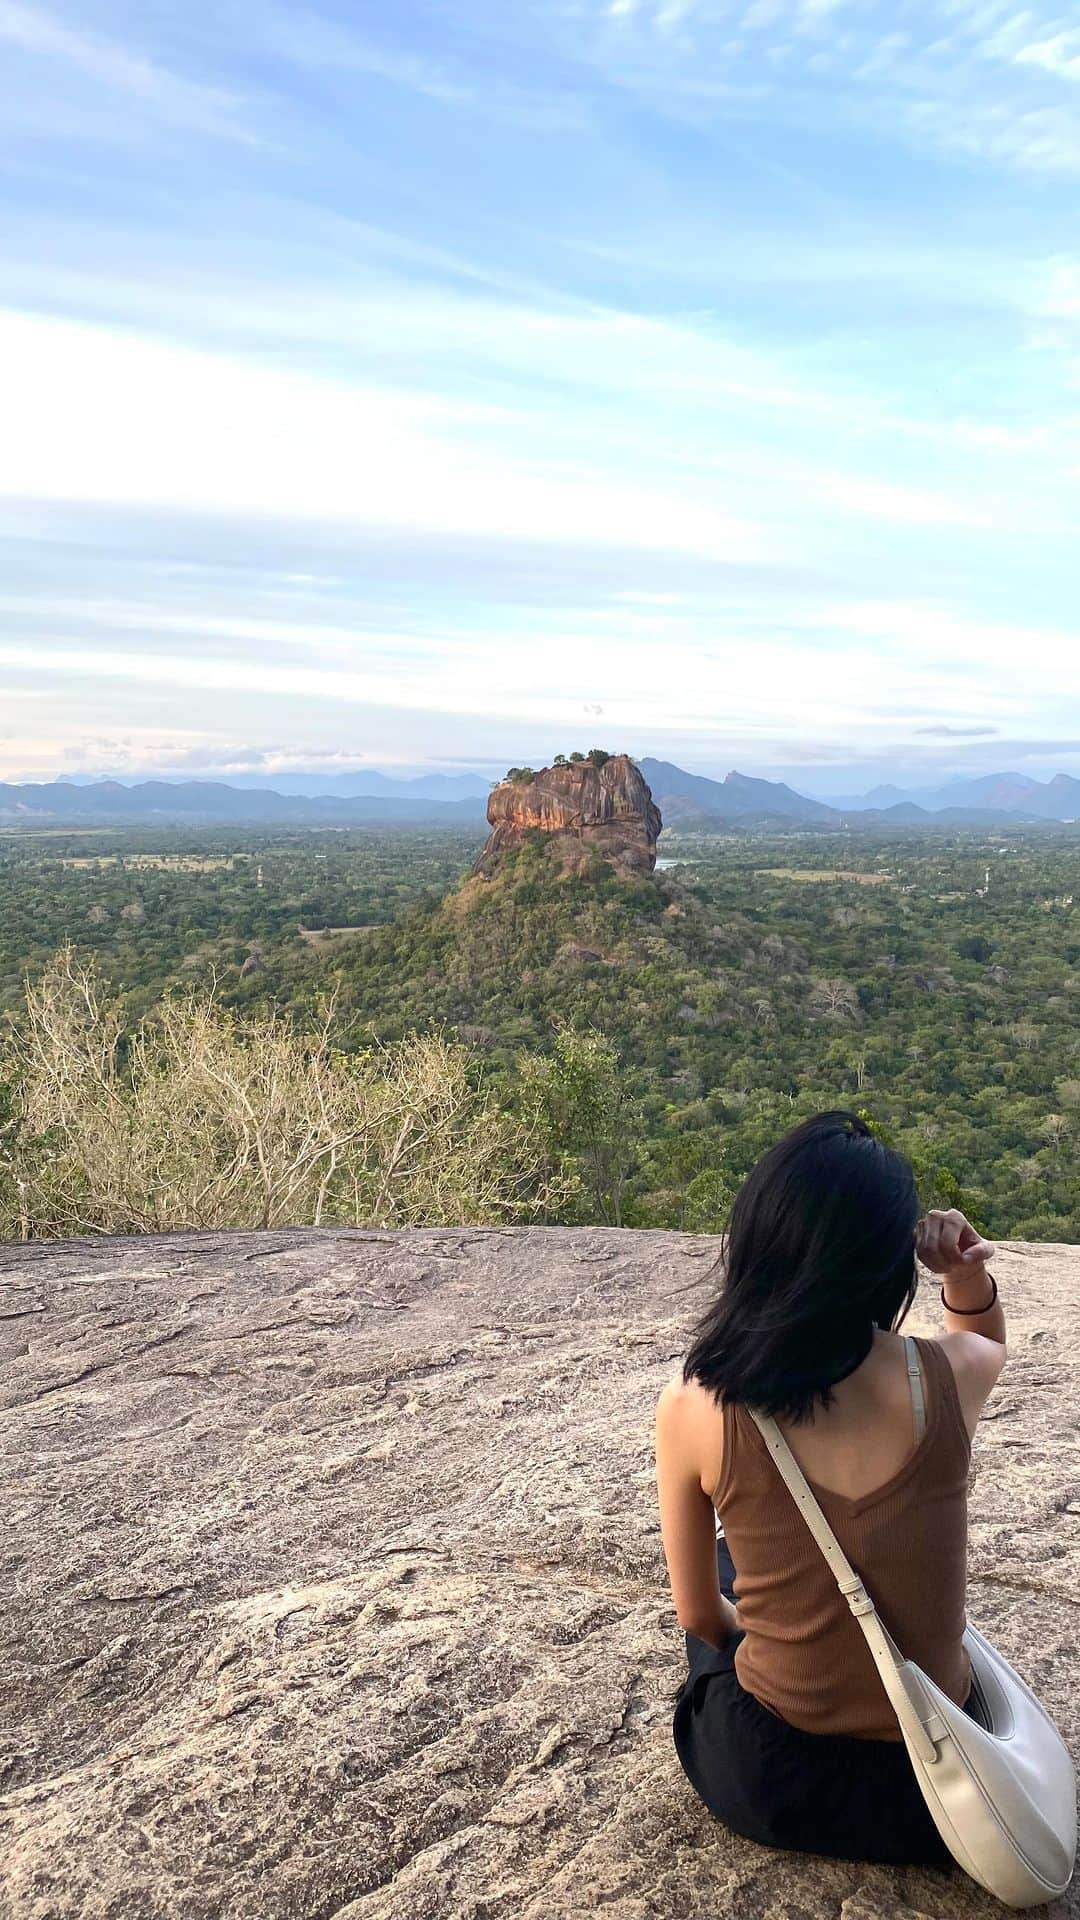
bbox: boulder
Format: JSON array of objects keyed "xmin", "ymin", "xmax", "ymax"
[
  {"xmin": 1, "ymin": 1228, "xmax": 1078, "ymax": 1917},
  {"xmin": 476, "ymin": 755, "xmax": 662, "ymax": 878}
]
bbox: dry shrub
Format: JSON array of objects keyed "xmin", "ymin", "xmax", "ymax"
[{"xmin": 1, "ymin": 946, "xmax": 555, "ymax": 1239}]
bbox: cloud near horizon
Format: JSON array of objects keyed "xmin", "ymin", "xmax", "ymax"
[{"xmin": 0, "ymin": 0, "xmax": 1077, "ymax": 792}]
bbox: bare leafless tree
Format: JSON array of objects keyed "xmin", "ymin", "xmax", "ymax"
[
  {"xmin": 1, "ymin": 947, "xmax": 560, "ymax": 1239},
  {"xmin": 810, "ymin": 977, "xmax": 860, "ymax": 1021}
]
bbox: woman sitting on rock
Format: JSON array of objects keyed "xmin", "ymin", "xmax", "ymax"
[{"xmin": 655, "ymin": 1109, "xmax": 1005, "ymax": 1868}]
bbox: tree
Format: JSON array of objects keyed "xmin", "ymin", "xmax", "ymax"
[
  {"xmin": 684, "ymin": 1165, "xmax": 732, "ymax": 1233},
  {"xmin": 1039, "ymin": 1113, "xmax": 1070, "ymax": 1160},
  {"xmin": 825, "ymin": 1037, "xmax": 870, "ymax": 1092},
  {"xmin": 810, "ymin": 977, "xmax": 860, "ymax": 1020},
  {"xmin": 517, "ymin": 1025, "xmax": 641, "ymax": 1227},
  {"xmin": 958, "ymin": 935, "xmax": 992, "ymax": 963},
  {"xmin": 908, "ymin": 1155, "xmax": 979, "ymax": 1218},
  {"xmin": 637, "ymin": 1128, "xmax": 727, "ymax": 1230},
  {"xmin": 1, "ymin": 947, "xmax": 561, "ymax": 1237}
]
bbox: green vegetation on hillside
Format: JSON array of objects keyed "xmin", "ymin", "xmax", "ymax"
[
  {"xmin": 0, "ymin": 826, "xmax": 476, "ymax": 1026},
  {"xmin": 0, "ymin": 946, "xmax": 561, "ymax": 1238},
  {"xmin": 0, "ymin": 821, "xmax": 1077, "ymax": 1240}
]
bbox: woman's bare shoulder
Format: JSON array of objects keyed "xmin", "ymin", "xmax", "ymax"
[
  {"xmin": 924, "ymin": 1331, "xmax": 1007, "ymax": 1439},
  {"xmin": 928, "ymin": 1329, "xmax": 1007, "ymax": 1382},
  {"xmin": 657, "ymin": 1369, "xmax": 721, "ymax": 1412},
  {"xmin": 656, "ymin": 1371, "xmax": 724, "ymax": 1494}
]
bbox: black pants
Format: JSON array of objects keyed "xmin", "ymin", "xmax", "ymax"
[{"xmin": 673, "ymin": 1538, "xmax": 982, "ymax": 1868}]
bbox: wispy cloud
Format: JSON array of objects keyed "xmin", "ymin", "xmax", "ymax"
[
  {"xmin": 817, "ymin": 599, "xmax": 1080, "ymax": 693},
  {"xmin": 915, "ymin": 724, "xmax": 1000, "ymax": 738},
  {"xmin": 818, "ymin": 473, "xmax": 991, "ymax": 529},
  {"xmin": 260, "ymin": 8, "xmax": 589, "ymax": 131},
  {"xmin": 1013, "ymin": 32, "xmax": 1080, "ymax": 82},
  {"xmin": 0, "ymin": 613, "xmax": 1003, "ymax": 739},
  {"xmin": 1, "ymin": 0, "xmax": 1076, "ymax": 779},
  {"xmin": 261, "ymin": 11, "xmax": 472, "ymax": 102},
  {"xmin": 0, "ymin": 1, "xmax": 256, "ymax": 142},
  {"xmin": 906, "ymin": 99, "xmax": 1080, "ymax": 176},
  {"xmin": 581, "ymin": 0, "xmax": 1080, "ymax": 175},
  {"xmin": 0, "ymin": 309, "xmax": 763, "ymax": 559}
]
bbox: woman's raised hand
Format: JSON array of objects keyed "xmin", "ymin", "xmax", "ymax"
[{"xmin": 915, "ymin": 1208, "xmax": 997, "ymax": 1277}]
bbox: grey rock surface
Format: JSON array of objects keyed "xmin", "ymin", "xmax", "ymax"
[{"xmin": 0, "ymin": 1227, "xmax": 1077, "ymax": 1919}]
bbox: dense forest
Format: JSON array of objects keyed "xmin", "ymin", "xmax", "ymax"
[{"xmin": 0, "ymin": 820, "xmax": 1077, "ymax": 1240}]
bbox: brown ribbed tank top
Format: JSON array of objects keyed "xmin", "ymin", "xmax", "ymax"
[{"xmin": 711, "ymin": 1335, "xmax": 973, "ymax": 1741}]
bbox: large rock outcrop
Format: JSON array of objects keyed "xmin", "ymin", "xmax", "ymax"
[
  {"xmin": 1, "ymin": 1228, "xmax": 1078, "ymax": 1918},
  {"xmin": 475, "ymin": 755, "xmax": 662, "ymax": 877}
]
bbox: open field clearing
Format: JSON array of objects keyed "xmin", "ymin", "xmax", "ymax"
[
  {"xmin": 297, "ymin": 924, "xmax": 380, "ymax": 948},
  {"xmin": 60, "ymin": 854, "xmax": 241, "ymax": 871},
  {"xmin": 755, "ymin": 868, "xmax": 893, "ymax": 884}
]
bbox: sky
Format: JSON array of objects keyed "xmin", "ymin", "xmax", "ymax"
[{"xmin": 0, "ymin": 0, "xmax": 1078, "ymax": 797}]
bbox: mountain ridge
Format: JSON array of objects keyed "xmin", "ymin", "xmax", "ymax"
[
  {"xmin": 58, "ymin": 768, "xmax": 494, "ymax": 801},
  {"xmin": 1, "ymin": 762, "xmax": 1079, "ymax": 828},
  {"xmin": 0, "ymin": 779, "xmax": 489, "ymax": 827},
  {"xmin": 823, "ymin": 769, "xmax": 1080, "ymax": 819}
]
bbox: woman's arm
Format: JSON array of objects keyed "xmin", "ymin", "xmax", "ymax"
[
  {"xmin": 916, "ymin": 1208, "xmax": 1007, "ymax": 1440},
  {"xmin": 655, "ymin": 1377, "xmax": 740, "ymax": 1648},
  {"xmin": 916, "ymin": 1208, "xmax": 1006, "ymax": 1347}
]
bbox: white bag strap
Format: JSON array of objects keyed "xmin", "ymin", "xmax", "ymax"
[{"xmin": 747, "ymin": 1371, "xmax": 949, "ymax": 1765}]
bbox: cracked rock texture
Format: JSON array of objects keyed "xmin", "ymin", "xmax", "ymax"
[
  {"xmin": 1, "ymin": 1227, "xmax": 1078, "ymax": 1919},
  {"xmin": 476, "ymin": 754, "xmax": 662, "ymax": 878}
]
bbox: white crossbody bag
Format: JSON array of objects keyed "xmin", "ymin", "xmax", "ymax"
[{"xmin": 748, "ymin": 1337, "xmax": 1077, "ymax": 1909}]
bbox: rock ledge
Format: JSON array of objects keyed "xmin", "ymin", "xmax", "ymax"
[
  {"xmin": 1, "ymin": 1227, "xmax": 1078, "ymax": 1918},
  {"xmin": 475, "ymin": 754, "xmax": 662, "ymax": 878}
]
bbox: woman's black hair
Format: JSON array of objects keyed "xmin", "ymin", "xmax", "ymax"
[{"xmin": 681, "ymin": 1109, "xmax": 920, "ymax": 1424}]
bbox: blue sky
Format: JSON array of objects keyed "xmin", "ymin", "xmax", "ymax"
[{"xmin": 0, "ymin": 0, "xmax": 1078, "ymax": 794}]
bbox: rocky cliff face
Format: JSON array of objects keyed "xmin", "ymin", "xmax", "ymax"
[
  {"xmin": 2, "ymin": 1227, "xmax": 1078, "ymax": 1918},
  {"xmin": 475, "ymin": 754, "xmax": 662, "ymax": 877}
]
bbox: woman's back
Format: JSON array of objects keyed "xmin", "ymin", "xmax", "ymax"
[
  {"xmin": 660, "ymin": 1137, "xmax": 1008, "ymax": 1867},
  {"xmin": 709, "ymin": 1332, "xmax": 973, "ymax": 1740},
  {"xmin": 767, "ymin": 1326, "xmax": 983, "ymax": 1497}
]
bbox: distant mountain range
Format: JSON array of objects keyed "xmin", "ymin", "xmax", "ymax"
[
  {"xmin": 818, "ymin": 771, "xmax": 1080, "ymax": 821},
  {"xmin": 639, "ymin": 761, "xmax": 838, "ymax": 824},
  {"xmin": 638, "ymin": 761, "xmax": 1080, "ymax": 829},
  {"xmin": 56, "ymin": 769, "xmax": 493, "ymax": 802},
  {"xmin": 1, "ymin": 763, "xmax": 1078, "ymax": 829},
  {"xmin": 0, "ymin": 779, "xmax": 489, "ymax": 827}
]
